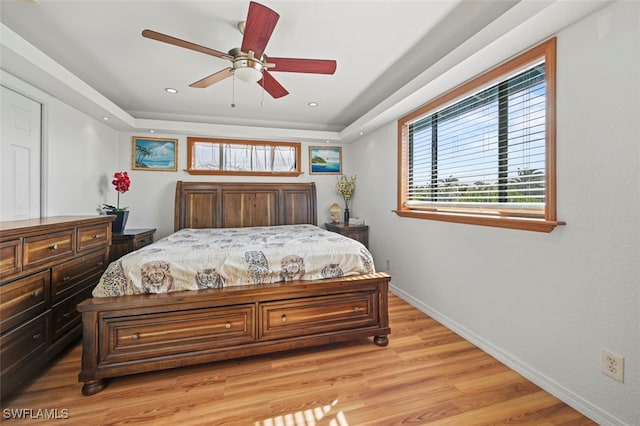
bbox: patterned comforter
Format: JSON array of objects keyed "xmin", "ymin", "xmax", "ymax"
[{"xmin": 92, "ymin": 224, "xmax": 375, "ymax": 297}]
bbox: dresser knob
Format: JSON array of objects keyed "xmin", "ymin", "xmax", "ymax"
[
  {"xmin": 33, "ymin": 333, "xmax": 42, "ymax": 340},
  {"xmin": 225, "ymin": 322, "xmax": 232, "ymax": 329},
  {"xmin": 97, "ymin": 261, "xmax": 104, "ymax": 266},
  {"xmin": 353, "ymin": 306, "xmax": 360, "ymax": 313},
  {"xmin": 62, "ymin": 312, "xmax": 71, "ymax": 319},
  {"xmin": 63, "ymin": 276, "xmax": 71, "ymax": 282},
  {"xmin": 31, "ymin": 290, "xmax": 40, "ymax": 297},
  {"xmin": 131, "ymin": 333, "xmax": 140, "ymax": 340},
  {"xmin": 93, "ymin": 234, "xmax": 102, "ymax": 239},
  {"xmin": 50, "ymin": 244, "xmax": 59, "ymax": 250},
  {"xmin": 281, "ymin": 314, "xmax": 287, "ymax": 322}
]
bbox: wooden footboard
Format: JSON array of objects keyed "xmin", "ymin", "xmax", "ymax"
[{"xmin": 78, "ymin": 273, "xmax": 390, "ymax": 395}]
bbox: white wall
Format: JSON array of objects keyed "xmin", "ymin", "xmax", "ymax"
[
  {"xmin": 348, "ymin": 2, "xmax": 639, "ymax": 425},
  {"xmin": 116, "ymin": 132, "xmax": 351, "ymax": 239},
  {"xmin": 0, "ymin": 71, "xmax": 121, "ymax": 217}
]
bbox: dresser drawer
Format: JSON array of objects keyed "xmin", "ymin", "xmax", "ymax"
[
  {"xmin": 23, "ymin": 230, "xmax": 74, "ymax": 270},
  {"xmin": 0, "ymin": 312, "xmax": 50, "ymax": 377},
  {"xmin": 100, "ymin": 305, "xmax": 256, "ymax": 365},
  {"xmin": 133, "ymin": 234, "xmax": 154, "ymax": 250},
  {"xmin": 0, "ymin": 271, "xmax": 49, "ymax": 334},
  {"xmin": 51, "ymin": 249, "xmax": 107, "ymax": 302},
  {"xmin": 259, "ymin": 292, "xmax": 378, "ymax": 340},
  {"xmin": 77, "ymin": 223, "xmax": 110, "ymax": 252},
  {"xmin": 0, "ymin": 239, "xmax": 22, "ymax": 281},
  {"xmin": 52, "ymin": 288, "xmax": 91, "ymax": 341}
]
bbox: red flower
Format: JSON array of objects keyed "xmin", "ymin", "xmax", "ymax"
[
  {"xmin": 112, "ymin": 171, "xmax": 131, "ymax": 193},
  {"xmin": 109, "ymin": 171, "xmax": 131, "ymax": 210}
]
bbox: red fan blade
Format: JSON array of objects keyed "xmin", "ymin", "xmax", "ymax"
[
  {"xmin": 258, "ymin": 71, "xmax": 289, "ymax": 98},
  {"xmin": 189, "ymin": 68, "xmax": 233, "ymax": 88},
  {"xmin": 267, "ymin": 57, "xmax": 337, "ymax": 74},
  {"xmin": 143, "ymin": 29, "xmax": 233, "ymax": 61},
  {"xmin": 241, "ymin": 2, "xmax": 279, "ymax": 59}
]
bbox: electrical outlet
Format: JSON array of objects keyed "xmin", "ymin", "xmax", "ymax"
[{"xmin": 601, "ymin": 350, "xmax": 624, "ymax": 383}]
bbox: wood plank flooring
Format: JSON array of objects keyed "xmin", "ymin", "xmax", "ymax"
[{"xmin": 1, "ymin": 293, "xmax": 596, "ymax": 425}]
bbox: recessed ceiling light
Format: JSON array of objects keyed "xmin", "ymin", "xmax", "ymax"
[
  {"xmin": 149, "ymin": 130, "xmax": 155, "ymax": 133},
  {"xmin": 165, "ymin": 88, "xmax": 178, "ymax": 94},
  {"xmin": 359, "ymin": 130, "xmax": 365, "ymax": 135},
  {"xmin": 308, "ymin": 102, "xmax": 319, "ymax": 107},
  {"xmin": 102, "ymin": 117, "xmax": 109, "ymax": 121}
]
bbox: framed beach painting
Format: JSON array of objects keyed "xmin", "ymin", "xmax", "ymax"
[
  {"xmin": 132, "ymin": 137, "xmax": 178, "ymax": 171},
  {"xmin": 309, "ymin": 146, "xmax": 342, "ymax": 174}
]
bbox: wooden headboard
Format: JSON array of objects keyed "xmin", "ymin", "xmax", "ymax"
[{"xmin": 174, "ymin": 181, "xmax": 317, "ymax": 231}]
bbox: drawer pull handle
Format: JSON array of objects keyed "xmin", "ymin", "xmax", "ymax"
[
  {"xmin": 353, "ymin": 306, "xmax": 361, "ymax": 313},
  {"xmin": 97, "ymin": 261, "xmax": 104, "ymax": 266},
  {"xmin": 225, "ymin": 322, "xmax": 232, "ymax": 329},
  {"xmin": 131, "ymin": 333, "xmax": 140, "ymax": 340},
  {"xmin": 33, "ymin": 333, "xmax": 42, "ymax": 340},
  {"xmin": 93, "ymin": 234, "xmax": 102, "ymax": 239},
  {"xmin": 63, "ymin": 276, "xmax": 71, "ymax": 282},
  {"xmin": 63, "ymin": 312, "xmax": 71, "ymax": 318},
  {"xmin": 31, "ymin": 290, "xmax": 41, "ymax": 297},
  {"xmin": 50, "ymin": 244, "xmax": 59, "ymax": 250},
  {"xmin": 281, "ymin": 314, "xmax": 287, "ymax": 322}
]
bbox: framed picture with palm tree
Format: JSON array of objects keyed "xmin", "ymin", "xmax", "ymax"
[{"xmin": 132, "ymin": 136, "xmax": 178, "ymax": 171}]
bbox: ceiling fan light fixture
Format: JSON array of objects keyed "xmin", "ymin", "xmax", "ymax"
[
  {"xmin": 233, "ymin": 55, "xmax": 264, "ymax": 82},
  {"xmin": 234, "ymin": 66, "xmax": 263, "ymax": 82}
]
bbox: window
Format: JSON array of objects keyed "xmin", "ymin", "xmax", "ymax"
[
  {"xmin": 397, "ymin": 38, "xmax": 561, "ymax": 232},
  {"xmin": 187, "ymin": 137, "xmax": 301, "ymax": 176}
]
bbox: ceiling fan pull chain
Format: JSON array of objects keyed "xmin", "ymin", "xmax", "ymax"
[{"xmin": 231, "ymin": 73, "xmax": 236, "ymax": 108}]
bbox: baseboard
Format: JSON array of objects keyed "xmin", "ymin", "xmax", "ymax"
[{"xmin": 389, "ymin": 284, "xmax": 628, "ymax": 426}]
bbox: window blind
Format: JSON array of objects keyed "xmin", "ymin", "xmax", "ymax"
[{"xmin": 407, "ymin": 62, "xmax": 546, "ymax": 217}]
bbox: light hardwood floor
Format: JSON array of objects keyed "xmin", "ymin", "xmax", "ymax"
[{"xmin": 1, "ymin": 293, "xmax": 596, "ymax": 425}]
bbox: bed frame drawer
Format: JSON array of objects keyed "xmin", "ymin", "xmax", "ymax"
[
  {"xmin": 0, "ymin": 271, "xmax": 49, "ymax": 334},
  {"xmin": 99, "ymin": 305, "xmax": 256, "ymax": 365},
  {"xmin": 259, "ymin": 292, "xmax": 379, "ymax": 340}
]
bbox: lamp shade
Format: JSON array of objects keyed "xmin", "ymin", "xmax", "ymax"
[
  {"xmin": 329, "ymin": 203, "xmax": 341, "ymax": 224},
  {"xmin": 235, "ymin": 67, "xmax": 262, "ymax": 82}
]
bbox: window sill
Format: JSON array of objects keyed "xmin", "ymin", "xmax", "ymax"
[{"xmin": 394, "ymin": 209, "xmax": 564, "ymax": 233}]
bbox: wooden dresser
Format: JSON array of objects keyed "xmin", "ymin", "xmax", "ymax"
[{"xmin": 0, "ymin": 216, "xmax": 113, "ymax": 398}]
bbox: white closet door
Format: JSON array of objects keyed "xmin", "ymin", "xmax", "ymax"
[{"xmin": 0, "ymin": 86, "xmax": 42, "ymax": 221}]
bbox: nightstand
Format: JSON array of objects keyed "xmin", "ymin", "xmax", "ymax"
[
  {"xmin": 324, "ymin": 223, "xmax": 369, "ymax": 248},
  {"xmin": 109, "ymin": 228, "xmax": 156, "ymax": 262}
]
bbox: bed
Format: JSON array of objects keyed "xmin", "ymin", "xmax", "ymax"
[{"xmin": 77, "ymin": 181, "xmax": 390, "ymax": 396}]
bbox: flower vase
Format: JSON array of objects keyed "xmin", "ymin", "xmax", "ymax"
[
  {"xmin": 343, "ymin": 208, "xmax": 350, "ymax": 224},
  {"xmin": 108, "ymin": 210, "xmax": 129, "ymax": 233}
]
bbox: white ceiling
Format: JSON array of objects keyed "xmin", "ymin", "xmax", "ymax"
[{"xmin": 0, "ymin": 0, "xmax": 609, "ymax": 142}]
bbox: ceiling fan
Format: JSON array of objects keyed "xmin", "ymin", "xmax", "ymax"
[{"xmin": 142, "ymin": 1, "xmax": 337, "ymax": 99}]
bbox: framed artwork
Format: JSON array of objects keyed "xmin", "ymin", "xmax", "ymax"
[
  {"xmin": 132, "ymin": 137, "xmax": 178, "ymax": 171},
  {"xmin": 309, "ymin": 146, "xmax": 342, "ymax": 174}
]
